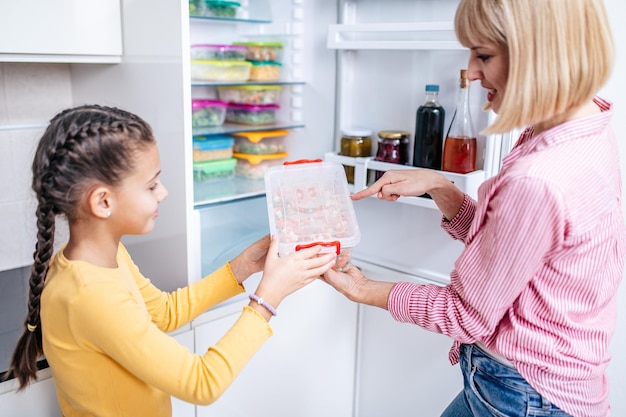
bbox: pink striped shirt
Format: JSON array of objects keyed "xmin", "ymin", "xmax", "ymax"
[{"xmin": 388, "ymin": 97, "xmax": 625, "ymax": 417}]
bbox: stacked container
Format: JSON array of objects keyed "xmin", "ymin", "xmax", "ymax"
[
  {"xmin": 190, "ymin": 43, "xmax": 250, "ymax": 82},
  {"xmin": 192, "ymin": 135, "xmax": 237, "ymax": 182},
  {"xmin": 231, "ymin": 130, "xmax": 289, "ymax": 180}
]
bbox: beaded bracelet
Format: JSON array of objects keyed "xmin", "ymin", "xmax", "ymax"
[{"xmin": 249, "ymin": 294, "xmax": 278, "ymax": 316}]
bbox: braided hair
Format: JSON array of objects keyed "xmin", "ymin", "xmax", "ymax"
[{"xmin": 4, "ymin": 105, "xmax": 155, "ymax": 390}]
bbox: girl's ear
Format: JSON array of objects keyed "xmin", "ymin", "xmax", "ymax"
[{"xmin": 88, "ymin": 186, "xmax": 113, "ymax": 219}]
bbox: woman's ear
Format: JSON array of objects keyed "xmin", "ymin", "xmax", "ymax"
[{"xmin": 88, "ymin": 186, "xmax": 113, "ymax": 219}]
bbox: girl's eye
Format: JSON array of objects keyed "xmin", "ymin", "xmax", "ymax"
[
  {"xmin": 477, "ymin": 54, "xmax": 490, "ymax": 62},
  {"xmin": 149, "ymin": 182, "xmax": 159, "ymax": 191}
]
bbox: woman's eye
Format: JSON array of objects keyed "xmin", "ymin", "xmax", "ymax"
[{"xmin": 477, "ymin": 54, "xmax": 490, "ymax": 62}]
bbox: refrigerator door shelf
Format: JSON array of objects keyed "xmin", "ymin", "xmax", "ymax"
[{"xmin": 324, "ymin": 152, "xmax": 485, "ymax": 209}]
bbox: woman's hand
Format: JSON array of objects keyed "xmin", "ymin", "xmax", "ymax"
[
  {"xmin": 253, "ymin": 236, "xmax": 336, "ymax": 311},
  {"xmin": 351, "ymin": 169, "xmax": 465, "ymax": 221},
  {"xmin": 230, "ymin": 234, "xmax": 271, "ymax": 284},
  {"xmin": 351, "ymin": 169, "xmax": 444, "ymax": 201},
  {"xmin": 320, "ymin": 265, "xmax": 395, "ymax": 310}
]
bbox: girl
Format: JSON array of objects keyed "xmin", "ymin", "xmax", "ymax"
[
  {"xmin": 322, "ymin": 0, "xmax": 624, "ymax": 416},
  {"xmin": 6, "ymin": 105, "xmax": 336, "ymax": 416}
]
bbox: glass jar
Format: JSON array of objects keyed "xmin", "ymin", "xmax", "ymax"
[
  {"xmin": 375, "ymin": 130, "xmax": 410, "ymax": 180},
  {"xmin": 339, "ymin": 128, "xmax": 372, "ymax": 184}
]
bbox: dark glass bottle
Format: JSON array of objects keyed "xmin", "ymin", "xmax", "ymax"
[
  {"xmin": 413, "ymin": 84, "xmax": 445, "ymax": 170},
  {"xmin": 442, "ymin": 69, "xmax": 477, "ymax": 174}
]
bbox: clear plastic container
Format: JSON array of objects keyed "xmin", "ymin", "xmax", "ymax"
[
  {"xmin": 191, "ymin": 99, "xmax": 227, "ymax": 127},
  {"xmin": 193, "ymin": 158, "xmax": 237, "ymax": 182},
  {"xmin": 249, "ymin": 61, "xmax": 282, "ymax": 81},
  {"xmin": 225, "ymin": 103, "xmax": 279, "ymax": 125},
  {"xmin": 217, "ymin": 85, "xmax": 282, "ymax": 105},
  {"xmin": 191, "ymin": 60, "xmax": 251, "ymax": 82},
  {"xmin": 192, "ymin": 135, "xmax": 234, "ymax": 162},
  {"xmin": 231, "ymin": 129, "xmax": 288, "ymax": 154},
  {"xmin": 203, "ymin": 0, "xmax": 240, "ymax": 18},
  {"xmin": 233, "ymin": 152, "xmax": 288, "ymax": 180},
  {"xmin": 264, "ymin": 160, "xmax": 361, "ymax": 271},
  {"xmin": 191, "ymin": 44, "xmax": 247, "ymax": 61},
  {"xmin": 232, "ymin": 41, "xmax": 284, "ymax": 62}
]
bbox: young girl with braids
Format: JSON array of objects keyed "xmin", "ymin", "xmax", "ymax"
[{"xmin": 5, "ymin": 104, "xmax": 336, "ymax": 417}]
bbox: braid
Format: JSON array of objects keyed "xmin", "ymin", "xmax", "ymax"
[{"xmin": 4, "ymin": 104, "xmax": 155, "ymax": 390}]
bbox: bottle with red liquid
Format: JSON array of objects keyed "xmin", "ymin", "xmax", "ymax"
[{"xmin": 442, "ymin": 69, "xmax": 477, "ymax": 174}]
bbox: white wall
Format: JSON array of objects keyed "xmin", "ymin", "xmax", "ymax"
[{"xmin": 601, "ymin": 1, "xmax": 626, "ymax": 415}]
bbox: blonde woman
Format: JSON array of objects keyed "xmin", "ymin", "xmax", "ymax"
[{"xmin": 322, "ymin": 0, "xmax": 624, "ymax": 416}]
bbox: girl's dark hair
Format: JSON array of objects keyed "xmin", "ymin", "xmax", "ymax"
[{"xmin": 4, "ymin": 104, "xmax": 155, "ymax": 390}]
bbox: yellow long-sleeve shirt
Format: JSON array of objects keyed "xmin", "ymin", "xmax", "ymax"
[{"xmin": 41, "ymin": 243, "xmax": 273, "ymax": 417}]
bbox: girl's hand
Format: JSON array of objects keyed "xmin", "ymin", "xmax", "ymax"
[
  {"xmin": 351, "ymin": 169, "xmax": 444, "ymax": 201},
  {"xmin": 230, "ymin": 234, "xmax": 271, "ymax": 284},
  {"xmin": 253, "ymin": 236, "xmax": 336, "ymax": 309}
]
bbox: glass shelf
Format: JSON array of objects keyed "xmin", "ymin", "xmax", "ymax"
[
  {"xmin": 191, "ymin": 80, "xmax": 305, "ymax": 87},
  {"xmin": 194, "ymin": 176, "xmax": 267, "ymax": 208},
  {"xmin": 193, "ymin": 121, "xmax": 304, "ymax": 137}
]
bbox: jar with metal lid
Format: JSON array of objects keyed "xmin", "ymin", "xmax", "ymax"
[
  {"xmin": 375, "ymin": 130, "xmax": 410, "ymax": 180},
  {"xmin": 339, "ymin": 128, "xmax": 372, "ymax": 184}
]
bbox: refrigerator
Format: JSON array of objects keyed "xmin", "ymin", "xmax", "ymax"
[{"xmin": 65, "ymin": 0, "xmax": 626, "ymax": 416}]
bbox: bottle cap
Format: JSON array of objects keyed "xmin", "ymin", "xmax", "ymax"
[
  {"xmin": 425, "ymin": 84, "xmax": 440, "ymax": 92},
  {"xmin": 378, "ymin": 130, "xmax": 410, "ymax": 140}
]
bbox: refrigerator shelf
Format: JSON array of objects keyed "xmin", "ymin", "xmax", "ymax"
[
  {"xmin": 191, "ymin": 80, "xmax": 305, "ymax": 87},
  {"xmin": 193, "ymin": 121, "xmax": 304, "ymax": 137},
  {"xmin": 327, "ymin": 21, "xmax": 464, "ymax": 50},
  {"xmin": 193, "ymin": 176, "xmax": 266, "ymax": 208},
  {"xmin": 325, "ymin": 152, "xmax": 485, "ymax": 210}
]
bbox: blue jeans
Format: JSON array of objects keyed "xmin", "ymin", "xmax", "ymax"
[{"xmin": 440, "ymin": 344, "xmax": 572, "ymax": 417}]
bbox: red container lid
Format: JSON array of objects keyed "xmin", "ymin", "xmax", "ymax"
[
  {"xmin": 227, "ymin": 103, "xmax": 279, "ymax": 110},
  {"xmin": 192, "ymin": 99, "xmax": 227, "ymax": 109}
]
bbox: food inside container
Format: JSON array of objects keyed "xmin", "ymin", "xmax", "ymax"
[
  {"xmin": 191, "ymin": 60, "xmax": 251, "ymax": 82},
  {"xmin": 231, "ymin": 129, "xmax": 287, "ymax": 154},
  {"xmin": 232, "ymin": 41, "xmax": 283, "ymax": 62},
  {"xmin": 233, "ymin": 152, "xmax": 288, "ymax": 180},
  {"xmin": 249, "ymin": 61, "xmax": 282, "ymax": 82},
  {"xmin": 217, "ymin": 85, "xmax": 282, "ymax": 105},
  {"xmin": 264, "ymin": 160, "xmax": 361, "ymax": 271},
  {"xmin": 192, "ymin": 135, "xmax": 234, "ymax": 162},
  {"xmin": 225, "ymin": 103, "xmax": 279, "ymax": 125},
  {"xmin": 191, "ymin": 99, "xmax": 227, "ymax": 127},
  {"xmin": 191, "ymin": 44, "xmax": 247, "ymax": 61},
  {"xmin": 193, "ymin": 158, "xmax": 237, "ymax": 182},
  {"xmin": 203, "ymin": 0, "xmax": 240, "ymax": 18}
]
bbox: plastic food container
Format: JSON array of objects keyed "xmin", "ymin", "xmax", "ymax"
[
  {"xmin": 217, "ymin": 85, "xmax": 282, "ymax": 105},
  {"xmin": 192, "ymin": 99, "xmax": 227, "ymax": 127},
  {"xmin": 204, "ymin": 0, "xmax": 240, "ymax": 18},
  {"xmin": 191, "ymin": 44, "xmax": 247, "ymax": 61},
  {"xmin": 231, "ymin": 129, "xmax": 287, "ymax": 154},
  {"xmin": 232, "ymin": 41, "xmax": 283, "ymax": 62},
  {"xmin": 191, "ymin": 60, "xmax": 251, "ymax": 82},
  {"xmin": 233, "ymin": 152, "xmax": 288, "ymax": 180},
  {"xmin": 249, "ymin": 61, "xmax": 282, "ymax": 82},
  {"xmin": 226, "ymin": 103, "xmax": 279, "ymax": 125},
  {"xmin": 192, "ymin": 135, "xmax": 234, "ymax": 162},
  {"xmin": 193, "ymin": 158, "xmax": 237, "ymax": 182},
  {"xmin": 264, "ymin": 160, "xmax": 361, "ymax": 271}
]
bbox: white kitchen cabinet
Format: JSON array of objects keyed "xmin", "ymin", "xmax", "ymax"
[
  {"xmin": 0, "ymin": 0, "xmax": 122, "ymax": 63},
  {"xmin": 0, "ymin": 369, "xmax": 60, "ymax": 416},
  {"xmin": 171, "ymin": 328, "xmax": 197, "ymax": 417},
  {"xmin": 353, "ymin": 260, "xmax": 462, "ymax": 417},
  {"xmin": 193, "ymin": 282, "xmax": 357, "ymax": 417}
]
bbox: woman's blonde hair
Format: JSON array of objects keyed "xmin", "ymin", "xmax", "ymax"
[{"xmin": 454, "ymin": 0, "xmax": 614, "ymax": 134}]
